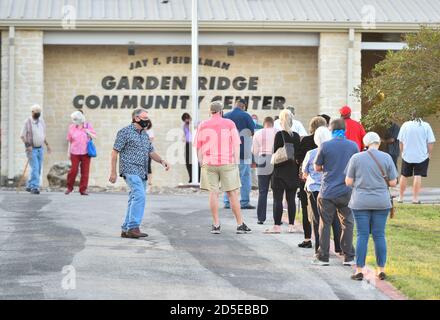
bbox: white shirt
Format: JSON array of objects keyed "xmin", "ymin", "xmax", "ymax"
[
  {"xmin": 146, "ymin": 129, "xmax": 155, "ymax": 140},
  {"xmin": 398, "ymin": 120, "xmax": 436, "ymax": 163},
  {"xmin": 274, "ymin": 118, "xmax": 307, "ymax": 137}
]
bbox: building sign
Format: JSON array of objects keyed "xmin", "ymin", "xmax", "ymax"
[{"xmin": 73, "ymin": 56, "xmax": 287, "ymax": 110}]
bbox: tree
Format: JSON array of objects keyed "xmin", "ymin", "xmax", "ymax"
[{"xmin": 360, "ymin": 27, "xmax": 440, "ymax": 131}]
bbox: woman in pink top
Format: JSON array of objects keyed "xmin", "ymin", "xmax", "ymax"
[
  {"xmin": 65, "ymin": 110, "xmax": 96, "ymax": 195},
  {"xmin": 252, "ymin": 117, "xmax": 277, "ymax": 224}
]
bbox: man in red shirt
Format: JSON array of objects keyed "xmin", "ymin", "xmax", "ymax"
[{"xmin": 340, "ymin": 106, "xmax": 366, "ymax": 151}]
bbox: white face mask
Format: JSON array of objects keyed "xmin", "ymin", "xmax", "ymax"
[{"xmin": 73, "ymin": 119, "xmax": 84, "ymax": 125}]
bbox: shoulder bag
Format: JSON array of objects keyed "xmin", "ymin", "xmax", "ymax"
[
  {"xmin": 271, "ymin": 131, "xmax": 295, "ymax": 165},
  {"xmin": 366, "ymin": 150, "xmax": 395, "ymax": 218}
]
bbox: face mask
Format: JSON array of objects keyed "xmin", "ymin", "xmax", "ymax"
[
  {"xmin": 137, "ymin": 119, "xmax": 150, "ymax": 129},
  {"xmin": 33, "ymin": 113, "xmax": 41, "ymax": 119}
]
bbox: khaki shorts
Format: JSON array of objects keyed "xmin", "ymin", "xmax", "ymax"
[{"xmin": 200, "ymin": 164, "xmax": 241, "ymax": 192}]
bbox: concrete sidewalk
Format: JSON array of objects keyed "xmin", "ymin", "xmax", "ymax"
[
  {"xmin": 389, "ymin": 187, "xmax": 440, "ymax": 204},
  {"xmin": 0, "ymin": 191, "xmax": 391, "ymax": 300}
]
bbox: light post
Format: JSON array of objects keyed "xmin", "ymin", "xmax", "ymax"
[
  {"xmin": 162, "ymin": 0, "xmax": 199, "ymax": 185},
  {"xmin": 190, "ymin": 0, "xmax": 199, "ymax": 186}
]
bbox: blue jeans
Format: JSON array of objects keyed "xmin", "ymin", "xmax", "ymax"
[
  {"xmin": 27, "ymin": 147, "xmax": 44, "ymax": 190},
  {"xmin": 353, "ymin": 209, "xmax": 389, "ymax": 268},
  {"xmin": 122, "ymin": 175, "xmax": 147, "ymax": 231},
  {"xmin": 224, "ymin": 161, "xmax": 251, "ymax": 207}
]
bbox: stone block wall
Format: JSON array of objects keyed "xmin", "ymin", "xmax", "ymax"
[{"xmin": 1, "ymin": 30, "xmax": 44, "ymax": 184}]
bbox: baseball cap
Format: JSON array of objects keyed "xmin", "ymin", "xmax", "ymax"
[{"xmin": 339, "ymin": 105, "xmax": 352, "ymax": 117}]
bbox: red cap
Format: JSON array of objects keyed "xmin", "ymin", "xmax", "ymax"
[{"xmin": 339, "ymin": 105, "xmax": 352, "ymax": 117}]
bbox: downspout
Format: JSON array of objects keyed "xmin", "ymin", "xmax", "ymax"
[
  {"xmin": 7, "ymin": 26, "xmax": 15, "ymax": 185},
  {"xmin": 347, "ymin": 28, "xmax": 355, "ymax": 108}
]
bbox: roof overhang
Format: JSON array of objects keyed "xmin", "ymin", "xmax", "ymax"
[
  {"xmin": 43, "ymin": 31, "xmax": 320, "ymax": 46},
  {"xmin": 0, "ymin": 20, "xmax": 439, "ymax": 33}
]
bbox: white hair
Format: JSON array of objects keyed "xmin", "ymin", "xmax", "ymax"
[
  {"xmin": 314, "ymin": 126, "xmax": 332, "ymax": 147},
  {"xmin": 31, "ymin": 104, "xmax": 42, "ymax": 113},
  {"xmin": 71, "ymin": 111, "xmax": 85, "ymax": 125},
  {"xmin": 363, "ymin": 132, "xmax": 381, "ymax": 147},
  {"xmin": 279, "ymin": 109, "xmax": 293, "ymax": 134}
]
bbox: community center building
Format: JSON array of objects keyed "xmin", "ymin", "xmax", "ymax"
[{"xmin": 1, "ymin": 0, "xmax": 440, "ymax": 188}]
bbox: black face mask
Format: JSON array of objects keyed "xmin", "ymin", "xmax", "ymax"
[
  {"xmin": 33, "ymin": 113, "xmax": 41, "ymax": 119},
  {"xmin": 136, "ymin": 119, "xmax": 150, "ymax": 129}
]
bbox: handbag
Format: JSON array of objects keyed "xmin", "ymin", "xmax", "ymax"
[
  {"xmin": 84, "ymin": 123, "xmax": 96, "ymax": 158},
  {"xmin": 366, "ymin": 150, "xmax": 395, "ymax": 218},
  {"xmin": 271, "ymin": 131, "xmax": 295, "ymax": 165},
  {"xmin": 85, "ymin": 123, "xmax": 97, "ymax": 158},
  {"xmin": 87, "ymin": 139, "xmax": 97, "ymax": 158}
]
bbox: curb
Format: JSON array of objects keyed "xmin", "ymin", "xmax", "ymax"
[
  {"xmin": 281, "ymin": 213, "xmax": 408, "ymax": 300},
  {"xmin": 329, "ymin": 239, "xmax": 408, "ymax": 300},
  {"xmin": 360, "ymin": 265, "xmax": 407, "ymax": 300}
]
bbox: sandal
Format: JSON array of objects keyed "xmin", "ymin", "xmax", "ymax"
[
  {"xmin": 351, "ymin": 273, "xmax": 364, "ymax": 281},
  {"xmin": 377, "ymin": 272, "xmax": 387, "ymax": 280},
  {"xmin": 263, "ymin": 227, "xmax": 281, "ymax": 234}
]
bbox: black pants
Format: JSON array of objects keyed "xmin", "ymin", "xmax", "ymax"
[
  {"xmin": 185, "ymin": 142, "xmax": 200, "ymax": 183},
  {"xmin": 147, "ymin": 157, "xmax": 152, "ymax": 175},
  {"xmin": 257, "ymin": 174, "xmax": 271, "ymax": 222},
  {"xmin": 298, "ymin": 180, "xmax": 312, "ymax": 239},
  {"xmin": 273, "ymin": 187, "xmax": 297, "ymax": 225},
  {"xmin": 390, "ymin": 154, "xmax": 399, "ymax": 169},
  {"xmin": 309, "ymin": 191, "xmax": 342, "ymax": 254}
]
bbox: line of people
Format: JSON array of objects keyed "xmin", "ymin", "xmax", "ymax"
[
  {"xmin": 195, "ymin": 99, "xmax": 435, "ymax": 281},
  {"xmin": 20, "ymin": 99, "xmax": 436, "ymax": 281}
]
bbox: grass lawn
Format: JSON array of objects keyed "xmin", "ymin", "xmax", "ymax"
[{"xmin": 363, "ymin": 204, "xmax": 440, "ymax": 300}]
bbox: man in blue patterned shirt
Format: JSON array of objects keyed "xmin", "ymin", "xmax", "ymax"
[{"xmin": 110, "ymin": 109, "xmax": 170, "ymax": 239}]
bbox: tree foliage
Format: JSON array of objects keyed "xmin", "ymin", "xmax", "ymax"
[{"xmin": 360, "ymin": 27, "xmax": 440, "ymax": 131}]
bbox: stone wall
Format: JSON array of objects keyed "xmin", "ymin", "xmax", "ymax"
[
  {"xmin": 1, "ymin": 30, "xmax": 44, "ymax": 184},
  {"xmin": 42, "ymin": 45, "xmax": 319, "ymax": 188},
  {"xmin": 318, "ymin": 32, "xmax": 362, "ymax": 120},
  {"xmin": 0, "ymin": 31, "xmax": 7, "ymax": 183}
]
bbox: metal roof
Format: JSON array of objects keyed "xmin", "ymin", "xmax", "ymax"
[{"xmin": 1, "ymin": 0, "xmax": 440, "ymax": 30}]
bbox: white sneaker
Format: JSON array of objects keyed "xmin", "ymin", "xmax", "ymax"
[
  {"xmin": 311, "ymin": 258, "xmax": 330, "ymax": 266},
  {"xmin": 343, "ymin": 260, "xmax": 356, "ymax": 266}
]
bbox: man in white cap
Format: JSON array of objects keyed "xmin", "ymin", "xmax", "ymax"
[{"xmin": 20, "ymin": 104, "xmax": 51, "ymax": 194}]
